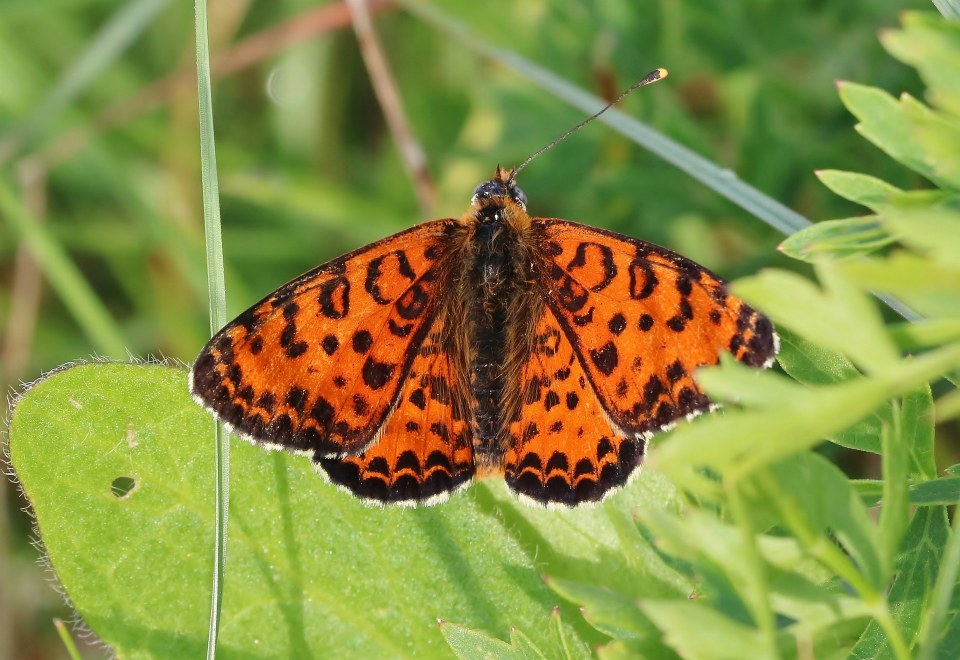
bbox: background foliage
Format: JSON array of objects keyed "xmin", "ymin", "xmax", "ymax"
[{"xmin": 2, "ymin": 0, "xmax": 959, "ymax": 657}]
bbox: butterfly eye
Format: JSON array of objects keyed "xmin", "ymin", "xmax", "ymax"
[
  {"xmin": 511, "ymin": 185, "xmax": 527, "ymax": 210},
  {"xmin": 472, "ymin": 180, "xmax": 507, "ymax": 204}
]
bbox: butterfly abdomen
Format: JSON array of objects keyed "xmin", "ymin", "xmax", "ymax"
[{"xmin": 463, "ymin": 213, "xmax": 516, "ymax": 454}]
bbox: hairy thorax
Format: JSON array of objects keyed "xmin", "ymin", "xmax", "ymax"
[{"xmin": 443, "ymin": 190, "xmax": 544, "ymax": 471}]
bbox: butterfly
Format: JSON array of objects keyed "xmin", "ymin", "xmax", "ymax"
[{"xmin": 189, "ymin": 161, "xmax": 778, "ymax": 507}]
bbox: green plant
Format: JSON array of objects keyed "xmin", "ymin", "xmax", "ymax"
[{"xmin": 5, "ymin": 4, "xmax": 959, "ymax": 659}]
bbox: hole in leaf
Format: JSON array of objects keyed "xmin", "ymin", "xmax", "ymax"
[{"xmin": 110, "ymin": 476, "xmax": 136, "ymax": 499}]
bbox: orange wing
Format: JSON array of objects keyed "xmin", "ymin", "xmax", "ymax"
[
  {"xmin": 535, "ymin": 219, "xmax": 777, "ymax": 438},
  {"xmin": 317, "ymin": 316, "xmax": 474, "ymax": 505},
  {"xmin": 504, "ymin": 309, "xmax": 644, "ymax": 506},
  {"xmin": 190, "ymin": 220, "xmax": 456, "ymax": 458}
]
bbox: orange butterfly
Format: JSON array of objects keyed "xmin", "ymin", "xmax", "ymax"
[{"xmin": 190, "ymin": 71, "xmax": 778, "ymax": 507}]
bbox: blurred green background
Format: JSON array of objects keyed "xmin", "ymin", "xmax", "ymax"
[{"xmin": 0, "ymin": 0, "xmax": 936, "ymax": 656}]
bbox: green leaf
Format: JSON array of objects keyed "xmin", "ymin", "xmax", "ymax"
[
  {"xmin": 8, "ymin": 363, "xmax": 585, "ymax": 657},
  {"xmin": 881, "ymin": 12, "xmax": 960, "ymax": 116},
  {"xmin": 604, "ymin": 508, "xmax": 694, "ymax": 599},
  {"xmin": 637, "ymin": 601, "xmax": 775, "ymax": 659},
  {"xmin": 442, "ymin": 610, "xmax": 591, "ymax": 660},
  {"xmin": 744, "ymin": 453, "xmax": 886, "ymax": 591},
  {"xmin": 547, "ymin": 578, "xmax": 656, "ymax": 642},
  {"xmin": 837, "ymin": 252, "xmax": 960, "ymax": 319},
  {"xmin": 879, "ymin": 412, "xmax": 908, "ymax": 572},
  {"xmin": 774, "ymin": 329, "xmax": 887, "ymax": 454},
  {"xmin": 732, "ymin": 265, "xmax": 899, "ymax": 374},
  {"xmin": 908, "ymin": 478, "xmax": 960, "ymax": 505},
  {"xmin": 879, "ymin": 203, "xmax": 960, "ymax": 271},
  {"xmin": 851, "ymin": 507, "xmax": 951, "ymax": 659},
  {"xmin": 441, "ymin": 622, "xmax": 529, "ymax": 660},
  {"xmin": 777, "ymin": 216, "xmax": 895, "ymax": 263},
  {"xmin": 657, "ymin": 342, "xmax": 960, "ymax": 483},
  {"xmin": 838, "ymin": 82, "xmax": 960, "ymax": 190},
  {"xmin": 816, "ymin": 170, "xmax": 903, "ymax": 207},
  {"xmin": 901, "ymin": 385, "xmax": 937, "ymax": 481},
  {"xmin": 696, "ymin": 355, "xmax": 801, "ymax": 409},
  {"xmin": 888, "ymin": 319, "xmax": 960, "ymax": 350}
]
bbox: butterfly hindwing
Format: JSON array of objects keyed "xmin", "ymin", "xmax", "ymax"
[
  {"xmin": 534, "ymin": 219, "xmax": 777, "ymax": 437},
  {"xmin": 189, "ymin": 219, "xmax": 456, "ymax": 457},
  {"xmin": 317, "ymin": 315, "xmax": 475, "ymax": 504},
  {"xmin": 505, "ymin": 307, "xmax": 644, "ymax": 506}
]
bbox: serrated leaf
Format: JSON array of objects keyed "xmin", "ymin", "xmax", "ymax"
[
  {"xmin": 604, "ymin": 508, "xmax": 694, "ymax": 599},
  {"xmin": 839, "ymin": 82, "xmax": 960, "ymax": 190},
  {"xmin": 638, "ymin": 600, "xmax": 775, "ymax": 659},
  {"xmin": 880, "ymin": 12, "xmax": 960, "ymax": 116},
  {"xmin": 546, "ymin": 578, "xmax": 655, "ymax": 642},
  {"xmin": 778, "ymin": 216, "xmax": 894, "ymax": 262},
  {"xmin": 547, "ymin": 607, "xmax": 591, "ymax": 660},
  {"xmin": 8, "ymin": 363, "xmax": 586, "ymax": 657},
  {"xmin": 638, "ymin": 508, "xmax": 773, "ymax": 631},
  {"xmin": 441, "ymin": 622, "xmax": 529, "ymax": 660}
]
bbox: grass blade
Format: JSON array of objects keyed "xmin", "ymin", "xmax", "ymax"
[{"xmin": 193, "ymin": 0, "xmax": 229, "ymax": 657}]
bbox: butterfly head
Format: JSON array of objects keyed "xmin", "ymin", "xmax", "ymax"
[{"xmin": 471, "ymin": 166, "xmax": 528, "ymax": 213}]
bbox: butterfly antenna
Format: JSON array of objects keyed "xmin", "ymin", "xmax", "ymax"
[{"xmin": 507, "ymin": 67, "xmax": 668, "ymax": 184}]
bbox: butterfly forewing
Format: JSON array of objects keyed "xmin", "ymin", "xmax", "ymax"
[
  {"xmin": 190, "ymin": 220, "xmax": 457, "ymax": 458},
  {"xmin": 534, "ymin": 219, "xmax": 777, "ymax": 436}
]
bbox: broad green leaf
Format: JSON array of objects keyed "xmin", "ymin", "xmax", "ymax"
[
  {"xmin": 851, "ymin": 507, "xmax": 951, "ymax": 659},
  {"xmin": 9, "ymin": 362, "xmax": 596, "ymax": 657},
  {"xmin": 441, "ymin": 622, "xmax": 530, "ymax": 660},
  {"xmin": 881, "ymin": 12, "xmax": 960, "ymax": 117},
  {"xmin": 816, "ymin": 170, "xmax": 902, "ymax": 207},
  {"xmin": 778, "ymin": 216, "xmax": 894, "ymax": 262}
]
